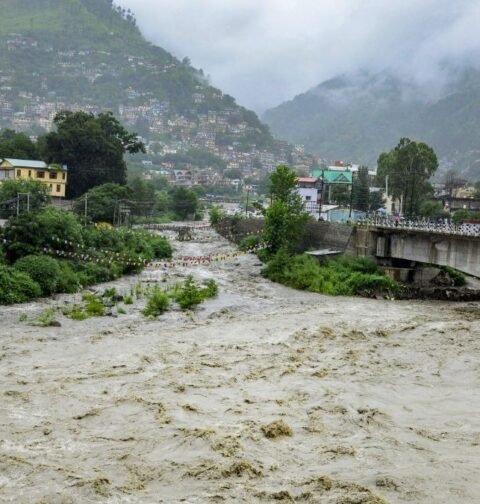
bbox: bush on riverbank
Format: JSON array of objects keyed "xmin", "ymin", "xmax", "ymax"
[
  {"xmin": 0, "ymin": 264, "xmax": 42, "ymax": 304},
  {"xmin": 262, "ymin": 250, "xmax": 400, "ymax": 298},
  {"xmin": 14, "ymin": 255, "xmax": 61, "ymax": 296},
  {"xmin": 171, "ymin": 276, "xmax": 218, "ymax": 310},
  {"xmin": 0, "ymin": 207, "xmax": 173, "ymax": 305}
]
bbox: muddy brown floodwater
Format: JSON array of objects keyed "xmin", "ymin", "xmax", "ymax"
[{"xmin": 1, "ymin": 225, "xmax": 480, "ymax": 504}]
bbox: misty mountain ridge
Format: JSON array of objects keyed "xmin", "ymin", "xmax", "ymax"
[{"xmin": 263, "ymin": 68, "xmax": 480, "ymax": 180}]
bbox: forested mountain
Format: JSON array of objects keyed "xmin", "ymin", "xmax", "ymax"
[
  {"xmin": 263, "ymin": 70, "xmax": 480, "ymax": 179},
  {"xmin": 0, "ymin": 0, "xmax": 275, "ymax": 152}
]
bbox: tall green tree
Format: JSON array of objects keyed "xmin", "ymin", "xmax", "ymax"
[
  {"xmin": 128, "ymin": 177, "xmax": 156, "ymax": 217},
  {"xmin": 0, "ymin": 129, "xmax": 38, "ymax": 159},
  {"xmin": 376, "ymin": 138, "xmax": 438, "ymax": 218},
  {"xmin": 170, "ymin": 187, "xmax": 198, "ymax": 219},
  {"xmin": 39, "ymin": 111, "xmax": 145, "ymax": 198},
  {"xmin": 352, "ymin": 166, "xmax": 370, "ymax": 212},
  {"xmin": 263, "ymin": 165, "xmax": 309, "ymax": 254},
  {"xmin": 72, "ymin": 183, "xmax": 133, "ymax": 224}
]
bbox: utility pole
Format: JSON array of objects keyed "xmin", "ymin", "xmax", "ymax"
[
  {"xmin": 245, "ymin": 187, "xmax": 250, "ymax": 217},
  {"xmin": 349, "ymin": 178, "xmax": 354, "ymax": 218},
  {"xmin": 16, "ymin": 192, "xmax": 30, "ymax": 216},
  {"xmin": 84, "ymin": 193, "xmax": 88, "ymax": 225},
  {"xmin": 318, "ymin": 171, "xmax": 324, "ymax": 220}
]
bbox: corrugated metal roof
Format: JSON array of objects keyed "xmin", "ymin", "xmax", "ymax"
[{"xmin": 3, "ymin": 159, "xmax": 48, "ymax": 169}]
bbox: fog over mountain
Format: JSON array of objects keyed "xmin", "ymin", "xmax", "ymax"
[{"xmin": 123, "ymin": 0, "xmax": 480, "ymax": 112}]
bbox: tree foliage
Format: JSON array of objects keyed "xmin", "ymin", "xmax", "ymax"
[
  {"xmin": 0, "ymin": 129, "xmax": 39, "ymax": 159},
  {"xmin": 263, "ymin": 165, "xmax": 309, "ymax": 254},
  {"xmin": 376, "ymin": 138, "xmax": 438, "ymax": 218},
  {"xmin": 72, "ymin": 183, "xmax": 133, "ymax": 224},
  {"xmin": 169, "ymin": 186, "xmax": 198, "ymax": 219},
  {"xmin": 0, "ymin": 179, "xmax": 50, "ymax": 218},
  {"xmin": 352, "ymin": 166, "xmax": 370, "ymax": 212},
  {"xmin": 3, "ymin": 207, "xmax": 84, "ymax": 262},
  {"xmin": 39, "ymin": 111, "xmax": 145, "ymax": 198}
]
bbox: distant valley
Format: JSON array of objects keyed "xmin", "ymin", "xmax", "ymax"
[{"xmin": 263, "ymin": 69, "xmax": 480, "ymax": 180}]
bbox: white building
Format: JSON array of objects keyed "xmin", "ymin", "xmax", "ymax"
[{"xmin": 296, "ymin": 177, "xmax": 321, "ymax": 219}]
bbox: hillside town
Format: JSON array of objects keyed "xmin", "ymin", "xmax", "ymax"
[{"xmin": 0, "ymin": 33, "xmax": 315, "ymax": 187}]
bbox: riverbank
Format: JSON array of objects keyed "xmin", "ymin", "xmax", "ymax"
[{"xmin": 1, "ymin": 224, "xmax": 479, "ymax": 503}]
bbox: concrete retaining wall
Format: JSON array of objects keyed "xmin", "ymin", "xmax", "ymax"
[{"xmin": 217, "ymin": 217, "xmax": 355, "ymax": 253}]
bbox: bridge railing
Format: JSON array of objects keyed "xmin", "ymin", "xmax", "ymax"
[{"xmin": 356, "ymin": 218, "xmax": 480, "ymax": 237}]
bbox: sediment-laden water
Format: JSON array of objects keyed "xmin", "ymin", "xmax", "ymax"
[{"xmin": 1, "ymin": 225, "xmax": 479, "ymax": 503}]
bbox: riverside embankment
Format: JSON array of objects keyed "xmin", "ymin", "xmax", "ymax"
[{"xmin": 1, "ymin": 224, "xmax": 479, "ymax": 503}]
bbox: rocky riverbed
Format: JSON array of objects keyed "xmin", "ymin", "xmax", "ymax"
[{"xmin": 1, "ymin": 225, "xmax": 479, "ymax": 503}]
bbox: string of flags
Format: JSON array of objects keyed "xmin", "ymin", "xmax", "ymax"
[{"xmin": 2, "ymin": 237, "xmax": 267, "ymax": 269}]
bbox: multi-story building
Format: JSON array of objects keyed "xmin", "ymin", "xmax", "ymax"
[{"xmin": 0, "ymin": 158, "xmax": 68, "ymax": 198}]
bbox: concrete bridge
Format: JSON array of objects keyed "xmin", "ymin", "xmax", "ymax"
[
  {"xmin": 217, "ymin": 216, "xmax": 480, "ymax": 278},
  {"xmin": 355, "ymin": 221, "xmax": 480, "ymax": 278}
]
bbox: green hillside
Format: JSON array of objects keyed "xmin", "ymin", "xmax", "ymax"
[{"xmin": 0, "ymin": 0, "xmax": 273, "ymax": 148}]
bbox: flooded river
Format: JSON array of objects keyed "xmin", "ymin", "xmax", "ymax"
[{"xmin": 1, "ymin": 225, "xmax": 479, "ymax": 503}]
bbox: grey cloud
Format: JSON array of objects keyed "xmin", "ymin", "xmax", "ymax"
[{"xmin": 122, "ymin": 0, "xmax": 480, "ymax": 111}]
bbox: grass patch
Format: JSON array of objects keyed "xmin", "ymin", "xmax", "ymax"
[
  {"xmin": 31, "ymin": 308, "xmax": 59, "ymax": 327},
  {"xmin": 442, "ymin": 266, "xmax": 466, "ymax": 287}
]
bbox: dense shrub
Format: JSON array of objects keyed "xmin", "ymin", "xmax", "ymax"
[
  {"xmin": 239, "ymin": 235, "xmax": 261, "ymax": 252},
  {"xmin": 172, "ymin": 276, "xmax": 218, "ymax": 310},
  {"xmin": 3, "ymin": 207, "xmax": 83, "ymax": 262},
  {"xmin": 56, "ymin": 261, "xmax": 81, "ymax": 294},
  {"xmin": 70, "ymin": 261, "xmax": 122, "ymax": 287},
  {"xmin": 81, "ymin": 226, "xmax": 172, "ymax": 274},
  {"xmin": 143, "ymin": 286, "xmax": 170, "ymax": 317},
  {"xmin": 2, "ymin": 207, "xmax": 173, "ymax": 303},
  {"xmin": 209, "ymin": 206, "xmax": 225, "ymax": 226},
  {"xmin": 0, "ymin": 264, "xmax": 41, "ymax": 304},
  {"xmin": 262, "ymin": 252, "xmax": 400, "ymax": 298},
  {"xmin": 14, "ymin": 255, "xmax": 61, "ymax": 295}
]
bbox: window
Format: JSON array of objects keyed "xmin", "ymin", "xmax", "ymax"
[
  {"xmin": 16, "ymin": 169, "xmax": 21, "ymax": 177},
  {"xmin": 49, "ymin": 184, "xmax": 53, "ymax": 190},
  {"xmin": 49, "ymin": 172, "xmax": 57, "ymax": 179},
  {"xmin": 62, "ymin": 173, "xmax": 66, "ymax": 180},
  {"xmin": 37, "ymin": 171, "xmax": 45, "ymax": 178},
  {"xmin": 56, "ymin": 184, "xmax": 61, "ymax": 192},
  {"xmin": 305, "ymin": 196, "xmax": 311, "ymax": 201},
  {"xmin": 28, "ymin": 170, "xmax": 31, "ymax": 177}
]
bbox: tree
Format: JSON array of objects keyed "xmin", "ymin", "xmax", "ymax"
[
  {"xmin": 0, "ymin": 179, "xmax": 50, "ymax": 218},
  {"xmin": 352, "ymin": 166, "xmax": 370, "ymax": 212},
  {"xmin": 39, "ymin": 111, "xmax": 145, "ymax": 198},
  {"xmin": 170, "ymin": 187, "xmax": 198, "ymax": 219},
  {"xmin": 368, "ymin": 190, "xmax": 385, "ymax": 212},
  {"xmin": 418, "ymin": 200, "xmax": 447, "ymax": 219},
  {"xmin": 72, "ymin": 183, "xmax": 133, "ymax": 224},
  {"xmin": 377, "ymin": 138, "xmax": 438, "ymax": 218},
  {"xmin": 0, "ymin": 129, "xmax": 39, "ymax": 159},
  {"xmin": 263, "ymin": 165, "xmax": 309, "ymax": 254},
  {"xmin": 128, "ymin": 177, "xmax": 156, "ymax": 217}
]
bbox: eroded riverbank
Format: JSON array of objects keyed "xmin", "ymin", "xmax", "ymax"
[{"xmin": 1, "ymin": 225, "xmax": 479, "ymax": 503}]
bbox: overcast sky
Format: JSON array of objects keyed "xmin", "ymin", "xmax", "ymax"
[{"xmin": 121, "ymin": 0, "xmax": 480, "ymax": 112}]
